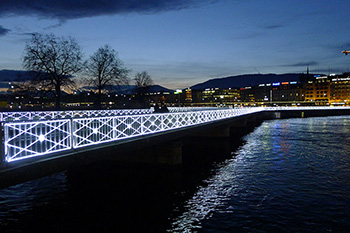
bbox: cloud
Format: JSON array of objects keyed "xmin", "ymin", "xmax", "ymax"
[
  {"xmin": 44, "ymin": 20, "xmax": 66, "ymax": 30},
  {"xmin": 0, "ymin": 0, "xmax": 217, "ymax": 20},
  {"xmin": 282, "ymin": 61, "xmax": 319, "ymax": 67},
  {"xmin": 0, "ymin": 25, "xmax": 10, "ymax": 36},
  {"xmin": 263, "ymin": 24, "xmax": 284, "ymax": 30}
]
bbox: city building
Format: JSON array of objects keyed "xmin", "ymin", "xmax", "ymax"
[
  {"xmin": 239, "ymin": 87, "xmax": 255, "ymax": 103},
  {"xmin": 330, "ymin": 73, "xmax": 350, "ymax": 106},
  {"xmin": 304, "ymin": 76, "xmax": 330, "ymax": 105},
  {"xmin": 201, "ymin": 88, "xmax": 240, "ymax": 104},
  {"xmin": 202, "ymin": 88, "xmax": 217, "ymax": 102},
  {"xmin": 272, "ymin": 81, "xmax": 304, "ymax": 103},
  {"xmin": 185, "ymin": 88, "xmax": 192, "ymax": 103},
  {"xmin": 255, "ymin": 83, "xmax": 272, "ymax": 103},
  {"xmin": 247, "ymin": 81, "xmax": 303, "ymax": 105}
]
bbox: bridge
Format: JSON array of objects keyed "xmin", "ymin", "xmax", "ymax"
[{"xmin": 0, "ymin": 106, "xmax": 350, "ymax": 189}]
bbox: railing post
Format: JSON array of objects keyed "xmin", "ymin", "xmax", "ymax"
[
  {"xmin": 113, "ymin": 116, "xmax": 116, "ymax": 139},
  {"xmin": 176, "ymin": 113, "xmax": 179, "ymax": 128},
  {"xmin": 70, "ymin": 118, "xmax": 74, "ymax": 149},
  {"xmin": 0, "ymin": 122, "xmax": 4, "ymax": 164},
  {"xmin": 161, "ymin": 114, "xmax": 164, "ymax": 131}
]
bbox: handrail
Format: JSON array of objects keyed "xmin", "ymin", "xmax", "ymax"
[
  {"xmin": 263, "ymin": 106, "xmax": 350, "ymax": 111},
  {"xmin": 168, "ymin": 107, "xmax": 226, "ymax": 112},
  {"xmin": 0, "ymin": 109, "xmax": 153, "ymax": 122}
]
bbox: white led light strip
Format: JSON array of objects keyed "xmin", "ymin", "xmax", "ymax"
[
  {"xmin": 168, "ymin": 107, "xmax": 224, "ymax": 112},
  {"xmin": 0, "ymin": 109, "xmax": 154, "ymax": 122}
]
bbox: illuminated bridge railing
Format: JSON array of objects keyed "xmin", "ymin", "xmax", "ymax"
[
  {"xmin": 4, "ymin": 108, "xmax": 261, "ymax": 163},
  {"xmin": 0, "ymin": 109, "xmax": 153, "ymax": 122},
  {"xmin": 168, "ymin": 107, "xmax": 224, "ymax": 112},
  {"xmin": 264, "ymin": 106, "xmax": 350, "ymax": 111}
]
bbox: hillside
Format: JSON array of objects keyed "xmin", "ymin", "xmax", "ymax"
[
  {"xmin": 0, "ymin": 69, "xmax": 37, "ymax": 81},
  {"xmin": 190, "ymin": 73, "xmax": 306, "ymax": 90},
  {"xmin": 82, "ymin": 85, "xmax": 173, "ymax": 94}
]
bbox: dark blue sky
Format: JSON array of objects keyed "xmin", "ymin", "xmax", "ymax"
[{"xmin": 1, "ymin": 0, "xmax": 350, "ymax": 89}]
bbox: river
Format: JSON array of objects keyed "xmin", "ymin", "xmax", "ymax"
[{"xmin": 1, "ymin": 116, "xmax": 350, "ymax": 232}]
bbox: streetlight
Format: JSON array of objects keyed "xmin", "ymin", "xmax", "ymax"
[
  {"xmin": 175, "ymin": 89, "xmax": 182, "ymax": 107},
  {"xmin": 270, "ymin": 90, "xmax": 273, "ymax": 105}
]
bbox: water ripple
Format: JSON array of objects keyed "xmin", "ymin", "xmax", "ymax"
[{"xmin": 169, "ymin": 116, "xmax": 350, "ymax": 232}]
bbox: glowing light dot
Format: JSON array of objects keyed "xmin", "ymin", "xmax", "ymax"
[{"xmin": 38, "ymin": 135, "xmax": 45, "ymax": 142}]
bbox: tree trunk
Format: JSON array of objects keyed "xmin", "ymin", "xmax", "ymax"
[
  {"xmin": 55, "ymin": 83, "xmax": 61, "ymax": 110},
  {"xmin": 96, "ymin": 86, "xmax": 102, "ymax": 109}
]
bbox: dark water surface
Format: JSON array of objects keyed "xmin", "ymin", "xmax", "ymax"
[{"xmin": 1, "ymin": 116, "xmax": 350, "ymax": 232}]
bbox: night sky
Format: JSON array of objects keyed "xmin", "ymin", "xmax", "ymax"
[{"xmin": 1, "ymin": 0, "xmax": 350, "ymax": 89}]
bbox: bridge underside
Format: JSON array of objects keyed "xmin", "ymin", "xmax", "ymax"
[{"xmin": 1, "ymin": 108, "xmax": 350, "ymax": 189}]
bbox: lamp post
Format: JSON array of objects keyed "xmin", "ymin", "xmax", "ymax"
[
  {"xmin": 175, "ymin": 89, "xmax": 182, "ymax": 107},
  {"xmin": 270, "ymin": 90, "xmax": 273, "ymax": 105}
]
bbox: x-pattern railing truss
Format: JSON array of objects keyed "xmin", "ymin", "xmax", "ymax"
[
  {"xmin": 4, "ymin": 119, "xmax": 71, "ymax": 162},
  {"xmin": 4, "ymin": 108, "xmax": 261, "ymax": 162},
  {"xmin": 73, "ymin": 117, "xmax": 115, "ymax": 147}
]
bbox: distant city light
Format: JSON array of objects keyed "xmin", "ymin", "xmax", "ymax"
[{"xmin": 332, "ymin": 78, "xmax": 350, "ymax": 81}]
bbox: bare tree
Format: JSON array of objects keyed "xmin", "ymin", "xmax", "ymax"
[
  {"xmin": 134, "ymin": 71, "xmax": 153, "ymax": 94},
  {"xmin": 23, "ymin": 33, "xmax": 83, "ymax": 109},
  {"xmin": 85, "ymin": 45, "xmax": 130, "ymax": 107},
  {"xmin": 133, "ymin": 71, "xmax": 154, "ymax": 108}
]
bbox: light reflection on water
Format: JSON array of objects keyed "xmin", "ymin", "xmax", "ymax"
[
  {"xmin": 0, "ymin": 172, "xmax": 67, "ymax": 224},
  {"xmin": 169, "ymin": 116, "xmax": 350, "ymax": 232}
]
